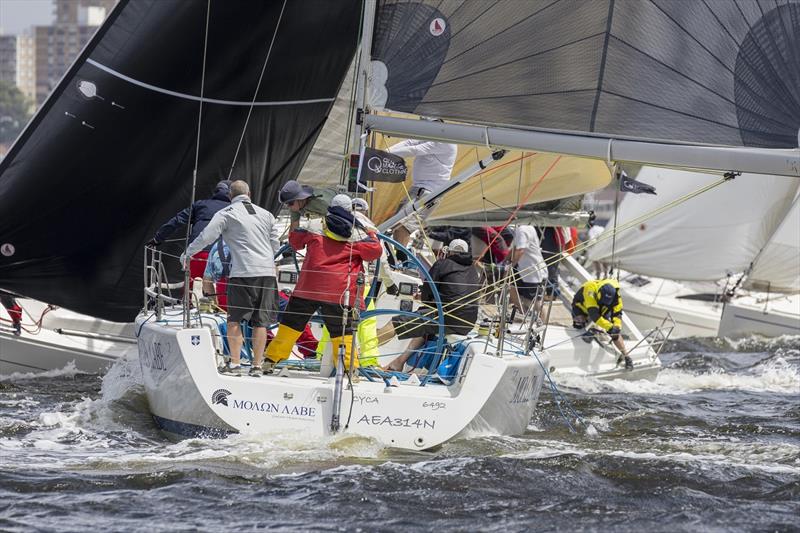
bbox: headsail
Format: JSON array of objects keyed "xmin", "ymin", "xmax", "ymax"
[
  {"xmin": 586, "ymin": 167, "xmax": 799, "ymax": 282},
  {"xmin": 746, "ymin": 193, "xmax": 800, "ymax": 293},
  {"xmin": 371, "ymin": 0, "xmax": 800, "ymax": 149},
  {"xmin": 0, "ymin": 0, "xmax": 361, "ymax": 322}
]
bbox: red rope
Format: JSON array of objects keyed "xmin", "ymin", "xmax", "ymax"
[
  {"xmin": 0, "ymin": 303, "xmax": 54, "ymax": 334},
  {"xmin": 473, "ymin": 154, "xmax": 564, "ymax": 265}
]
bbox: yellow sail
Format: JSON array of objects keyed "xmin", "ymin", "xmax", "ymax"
[{"xmin": 369, "ymin": 137, "xmax": 612, "ymax": 226}]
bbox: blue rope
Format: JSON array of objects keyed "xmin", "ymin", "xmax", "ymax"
[
  {"xmin": 496, "ymin": 334, "xmax": 588, "ymax": 433},
  {"xmin": 135, "ymin": 312, "xmax": 156, "ymax": 337}
]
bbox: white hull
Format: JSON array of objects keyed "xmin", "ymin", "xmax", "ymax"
[
  {"xmin": 0, "ymin": 299, "xmax": 136, "ymax": 374},
  {"xmin": 620, "ymin": 281, "xmax": 722, "ymax": 339},
  {"xmin": 553, "ymin": 255, "xmax": 665, "ymax": 380},
  {"xmin": 541, "ymin": 325, "xmax": 661, "ymax": 381},
  {"xmin": 719, "ymin": 295, "xmax": 800, "ymax": 338},
  {"xmin": 617, "ymin": 276, "xmax": 799, "ymax": 339},
  {"xmin": 136, "ymin": 310, "xmax": 548, "ymax": 450}
]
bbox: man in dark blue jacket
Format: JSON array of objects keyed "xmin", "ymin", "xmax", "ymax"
[{"xmin": 148, "ymin": 180, "xmax": 231, "ymax": 282}]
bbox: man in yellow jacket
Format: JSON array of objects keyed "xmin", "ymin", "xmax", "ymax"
[{"xmin": 571, "ymin": 279, "xmax": 633, "ymax": 370}]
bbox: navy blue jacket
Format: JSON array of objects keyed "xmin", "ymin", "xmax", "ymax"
[{"xmin": 153, "ymin": 191, "xmax": 230, "ymax": 250}]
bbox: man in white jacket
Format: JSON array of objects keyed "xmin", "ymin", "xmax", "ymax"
[
  {"xmin": 388, "ymin": 138, "xmax": 457, "ymax": 253},
  {"xmin": 183, "ymin": 180, "xmax": 280, "ymax": 377}
]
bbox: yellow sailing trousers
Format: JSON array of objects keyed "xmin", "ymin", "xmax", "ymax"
[
  {"xmin": 265, "ymin": 324, "xmax": 303, "ymax": 363},
  {"xmin": 331, "ymin": 335, "xmax": 359, "ymax": 370}
]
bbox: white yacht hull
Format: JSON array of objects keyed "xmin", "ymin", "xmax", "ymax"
[
  {"xmin": 136, "ymin": 312, "xmax": 548, "ymax": 450},
  {"xmin": 0, "ymin": 299, "xmax": 136, "ymax": 374},
  {"xmin": 540, "ymin": 325, "xmax": 662, "ymax": 381},
  {"xmin": 719, "ymin": 296, "xmax": 800, "ymax": 338},
  {"xmin": 620, "ymin": 287, "xmax": 721, "ymax": 339}
]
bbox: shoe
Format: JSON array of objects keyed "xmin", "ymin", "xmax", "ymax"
[
  {"xmin": 248, "ymin": 367, "xmax": 262, "ymax": 378},
  {"xmin": 261, "ymin": 360, "xmax": 276, "ymax": 375},
  {"xmin": 220, "ymin": 363, "xmax": 245, "ymax": 376},
  {"xmin": 624, "ymin": 356, "xmax": 634, "ymax": 371}
]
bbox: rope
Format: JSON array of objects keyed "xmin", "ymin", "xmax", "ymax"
[
  {"xmin": 157, "ymin": 173, "xmax": 731, "ymax": 338},
  {"xmin": 472, "ymin": 155, "xmax": 562, "ymax": 267},
  {"xmin": 610, "ymin": 166, "xmax": 621, "ymax": 278}
]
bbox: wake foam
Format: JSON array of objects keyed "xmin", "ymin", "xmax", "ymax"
[{"xmin": 0, "ymin": 361, "xmax": 86, "ymax": 382}]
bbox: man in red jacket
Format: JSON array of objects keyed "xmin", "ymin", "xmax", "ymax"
[{"xmin": 264, "ymin": 195, "xmax": 383, "ymax": 372}]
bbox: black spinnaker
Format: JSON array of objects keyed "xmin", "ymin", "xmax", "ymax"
[
  {"xmin": 371, "ymin": 0, "xmax": 800, "ymax": 149},
  {"xmin": 0, "ymin": 0, "xmax": 361, "ymax": 322}
]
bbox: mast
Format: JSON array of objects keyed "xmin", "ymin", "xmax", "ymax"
[{"xmin": 351, "ymin": 0, "xmax": 376, "ymax": 150}]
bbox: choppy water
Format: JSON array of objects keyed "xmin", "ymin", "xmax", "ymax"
[{"xmin": 1, "ymin": 336, "xmax": 798, "ymax": 531}]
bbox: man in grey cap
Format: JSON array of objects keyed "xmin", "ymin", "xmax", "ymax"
[
  {"xmin": 279, "ymin": 180, "xmax": 376, "ymax": 231},
  {"xmin": 279, "ymin": 180, "xmax": 396, "ymax": 296}
]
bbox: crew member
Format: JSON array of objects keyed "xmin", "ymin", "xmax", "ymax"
[
  {"xmin": 279, "ymin": 180, "xmax": 375, "ymax": 231},
  {"xmin": 387, "ymin": 137, "xmax": 458, "ymax": 255},
  {"xmin": 183, "ymin": 180, "xmax": 280, "ymax": 377},
  {"xmin": 280, "ymin": 180, "xmax": 397, "ymax": 294},
  {"xmin": 571, "ymin": 278, "xmax": 633, "ymax": 370},
  {"xmin": 509, "ymin": 224, "xmax": 547, "ymax": 314},
  {"xmin": 1, "ymin": 291, "xmax": 22, "ymax": 336},
  {"xmin": 378, "ymin": 239, "xmax": 482, "ymax": 372},
  {"xmin": 264, "ymin": 194, "xmax": 383, "ymax": 372},
  {"xmin": 149, "ymin": 180, "xmax": 231, "ymax": 284}
]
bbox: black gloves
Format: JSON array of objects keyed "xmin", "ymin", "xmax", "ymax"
[{"xmin": 146, "ymin": 238, "xmax": 160, "ymax": 247}]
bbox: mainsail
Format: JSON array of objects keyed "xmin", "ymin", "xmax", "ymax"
[
  {"xmin": 0, "ymin": 0, "xmax": 361, "ymax": 322},
  {"xmin": 586, "ymin": 166, "xmax": 799, "ymax": 282},
  {"xmin": 371, "ymin": 0, "xmax": 800, "ymax": 149}
]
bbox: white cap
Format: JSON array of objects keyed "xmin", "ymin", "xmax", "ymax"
[
  {"xmin": 352, "ymin": 198, "xmax": 369, "ymax": 211},
  {"xmin": 448, "ymin": 239, "xmax": 468, "ymax": 253},
  {"xmin": 330, "ymin": 193, "xmax": 352, "ymax": 210}
]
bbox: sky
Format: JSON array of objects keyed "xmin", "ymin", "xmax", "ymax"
[{"xmin": 0, "ymin": 0, "xmax": 53, "ymax": 35}]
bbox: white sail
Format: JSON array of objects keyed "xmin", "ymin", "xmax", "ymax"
[
  {"xmin": 587, "ymin": 167, "xmax": 799, "ymax": 282},
  {"xmin": 746, "ymin": 195, "xmax": 800, "ymax": 293}
]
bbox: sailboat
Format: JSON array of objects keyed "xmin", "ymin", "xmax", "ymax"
[
  {"xmin": 1, "ymin": 0, "xmax": 799, "ymax": 445},
  {"xmin": 586, "ymin": 166, "xmax": 800, "ymax": 338}
]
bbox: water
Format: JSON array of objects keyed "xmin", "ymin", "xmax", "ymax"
[{"xmin": 1, "ymin": 337, "xmax": 798, "ymax": 531}]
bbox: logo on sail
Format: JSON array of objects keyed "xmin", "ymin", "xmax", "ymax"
[
  {"xmin": 429, "ymin": 17, "xmax": 446, "ymax": 36},
  {"xmin": 191, "ymin": 335, "xmax": 200, "ymax": 346},
  {"xmin": 211, "ymin": 389, "xmax": 232, "ymax": 406},
  {"xmin": 0, "ymin": 243, "xmax": 14, "ymax": 257}
]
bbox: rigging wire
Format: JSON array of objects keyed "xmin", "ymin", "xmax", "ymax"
[
  {"xmin": 182, "ymin": 0, "xmax": 212, "ymax": 327},
  {"xmin": 227, "ymin": 0, "xmax": 288, "ymax": 179},
  {"xmin": 610, "ymin": 165, "xmax": 621, "ymax": 279}
]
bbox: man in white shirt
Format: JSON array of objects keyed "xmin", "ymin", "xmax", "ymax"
[
  {"xmin": 509, "ymin": 225, "xmax": 548, "ymax": 313},
  {"xmin": 388, "ymin": 138, "xmax": 458, "ymax": 252},
  {"xmin": 184, "ymin": 180, "xmax": 280, "ymax": 377}
]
